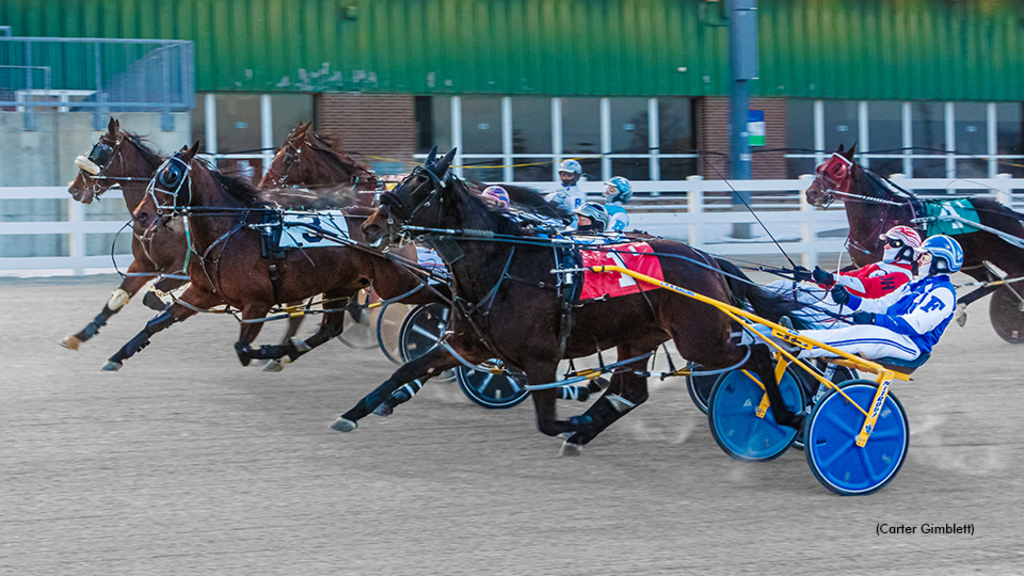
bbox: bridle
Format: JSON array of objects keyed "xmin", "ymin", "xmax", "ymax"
[
  {"xmin": 145, "ymin": 155, "xmax": 193, "ymax": 218},
  {"xmin": 263, "ymin": 139, "xmax": 301, "ymax": 187},
  {"xmin": 74, "ymin": 136, "xmax": 152, "ymax": 197},
  {"xmin": 375, "ymin": 165, "xmax": 450, "ymax": 244}
]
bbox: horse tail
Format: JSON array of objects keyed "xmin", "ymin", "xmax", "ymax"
[{"xmin": 714, "ymin": 258, "xmax": 809, "ymax": 329}]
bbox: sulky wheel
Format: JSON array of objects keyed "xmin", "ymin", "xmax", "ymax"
[
  {"xmin": 989, "ymin": 285, "xmax": 1024, "ymax": 344},
  {"xmin": 376, "ymin": 302, "xmax": 411, "ymax": 365},
  {"xmin": 708, "ymin": 367, "xmax": 805, "ymax": 462},
  {"xmin": 455, "ymin": 360, "xmax": 530, "ymax": 409},
  {"xmin": 398, "ymin": 302, "xmax": 455, "ymax": 383},
  {"xmin": 805, "ymin": 380, "xmax": 909, "ymax": 496},
  {"xmin": 685, "ymin": 362, "xmax": 719, "ymax": 414}
]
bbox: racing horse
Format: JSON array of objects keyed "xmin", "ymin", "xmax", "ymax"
[
  {"xmin": 805, "ymin": 144, "xmax": 1024, "ymax": 342},
  {"xmin": 62, "ymin": 118, "xmax": 194, "ymax": 350},
  {"xmin": 333, "ymin": 148, "xmax": 806, "ymax": 453},
  {"xmin": 109, "ymin": 142, "xmax": 441, "ymax": 371},
  {"xmin": 260, "ymin": 122, "xmax": 378, "ymax": 208}
]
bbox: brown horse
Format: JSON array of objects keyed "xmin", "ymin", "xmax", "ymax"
[
  {"xmin": 260, "ymin": 122, "xmax": 379, "ymax": 208},
  {"xmin": 63, "ymin": 118, "xmax": 192, "ymax": 350},
  {"xmin": 62, "ymin": 119, "xmax": 349, "ymax": 357},
  {"xmin": 111, "ymin": 142, "xmax": 441, "ymax": 372},
  {"xmin": 331, "ymin": 148, "xmax": 804, "ymax": 453},
  {"xmin": 805, "ymin": 144, "xmax": 1024, "ymax": 343}
]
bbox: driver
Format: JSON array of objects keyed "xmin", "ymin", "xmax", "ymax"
[
  {"xmin": 603, "ymin": 176, "xmax": 632, "ymax": 232},
  {"xmin": 797, "ymin": 234, "xmax": 962, "ymax": 362},
  {"xmin": 572, "ymin": 202, "xmax": 611, "ymax": 235},
  {"xmin": 545, "ymin": 159, "xmax": 587, "ymax": 219}
]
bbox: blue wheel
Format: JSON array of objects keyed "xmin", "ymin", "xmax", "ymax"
[
  {"xmin": 455, "ymin": 361, "xmax": 530, "ymax": 409},
  {"xmin": 708, "ymin": 368, "xmax": 805, "ymax": 462},
  {"xmin": 792, "ymin": 363, "xmax": 859, "ymax": 451},
  {"xmin": 805, "ymin": 380, "xmax": 909, "ymax": 496}
]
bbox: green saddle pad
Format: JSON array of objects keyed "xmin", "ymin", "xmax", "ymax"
[{"xmin": 922, "ymin": 198, "xmax": 982, "ymax": 236}]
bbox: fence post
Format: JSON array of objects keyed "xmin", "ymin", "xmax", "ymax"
[
  {"xmin": 995, "ymin": 173, "xmax": 1012, "ymax": 207},
  {"xmin": 799, "ymin": 174, "xmax": 816, "ymax": 268},
  {"xmin": 68, "ymin": 197, "xmax": 86, "ymax": 275},
  {"xmin": 687, "ymin": 175, "xmax": 704, "ymax": 247}
]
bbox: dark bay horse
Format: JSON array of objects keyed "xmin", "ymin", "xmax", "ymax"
[
  {"xmin": 333, "ymin": 148, "xmax": 804, "ymax": 453},
  {"xmin": 805, "ymin": 144, "xmax": 1024, "ymax": 342},
  {"xmin": 112, "ymin": 142, "xmax": 441, "ymax": 371}
]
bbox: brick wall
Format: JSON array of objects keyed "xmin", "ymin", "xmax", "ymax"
[
  {"xmin": 316, "ymin": 94, "xmax": 417, "ymax": 173},
  {"xmin": 697, "ymin": 96, "xmax": 788, "ymax": 180}
]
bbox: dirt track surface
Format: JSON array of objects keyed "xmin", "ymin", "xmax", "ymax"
[{"xmin": 2, "ymin": 274, "xmax": 1023, "ymax": 575}]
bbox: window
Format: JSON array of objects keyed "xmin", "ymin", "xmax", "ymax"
[
  {"xmin": 511, "ymin": 97, "xmax": 552, "ymax": 154},
  {"xmin": 785, "ymin": 99, "xmax": 815, "ymax": 177},
  {"xmin": 954, "ymin": 102, "xmax": 987, "ymax": 178},
  {"xmin": 911, "ymin": 102, "xmax": 946, "ymax": 177},
  {"xmin": 658, "ymin": 98, "xmax": 696, "ymax": 180},
  {"xmin": 609, "ymin": 98, "xmax": 650, "ymax": 181},
  {"xmin": 866, "ymin": 101, "xmax": 903, "ymax": 177},
  {"xmin": 271, "ymin": 94, "xmax": 314, "ymax": 147},
  {"xmin": 823, "ymin": 100, "xmax": 859, "ymax": 154},
  {"xmin": 215, "ymin": 94, "xmax": 262, "ymax": 155},
  {"xmin": 996, "ymin": 103, "xmax": 1024, "ymax": 178},
  {"xmin": 461, "ymin": 96, "xmax": 502, "ymax": 155}
]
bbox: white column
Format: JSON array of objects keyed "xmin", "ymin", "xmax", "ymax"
[
  {"xmin": 600, "ymin": 97, "xmax": 611, "ymax": 181},
  {"xmin": 648, "ymin": 98, "xmax": 660, "ymax": 184},
  {"xmin": 858, "ymin": 101, "xmax": 869, "ymax": 168},
  {"xmin": 813, "ymin": 100, "xmax": 825, "ymax": 166},
  {"xmin": 987, "ymin": 102, "xmax": 998, "ymax": 177},
  {"xmin": 945, "ymin": 101, "xmax": 955, "ymax": 178},
  {"xmin": 260, "ymin": 94, "xmax": 273, "ymax": 176},
  {"xmin": 799, "ymin": 173, "xmax": 817, "ymax": 268},
  {"xmin": 205, "ymin": 93, "xmax": 217, "ymax": 155},
  {"xmin": 501, "ymin": 97, "xmax": 513, "ymax": 182},
  {"xmin": 686, "ymin": 175, "xmax": 704, "ymax": 247},
  {"xmin": 995, "ymin": 172, "xmax": 1012, "ymax": 206},
  {"xmin": 451, "ymin": 96, "xmax": 463, "ymax": 178},
  {"xmin": 551, "ymin": 98, "xmax": 563, "ymax": 181},
  {"xmin": 902, "ymin": 102, "xmax": 912, "ymax": 176}
]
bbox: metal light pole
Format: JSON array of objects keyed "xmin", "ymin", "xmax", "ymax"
[{"xmin": 729, "ymin": 0, "xmax": 758, "ymax": 238}]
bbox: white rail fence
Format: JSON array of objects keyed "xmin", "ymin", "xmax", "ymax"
[{"xmin": 1, "ymin": 175, "xmax": 1022, "ymax": 277}]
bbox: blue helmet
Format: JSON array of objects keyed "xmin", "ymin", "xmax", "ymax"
[
  {"xmin": 558, "ymin": 159, "xmax": 582, "ymax": 175},
  {"xmin": 921, "ymin": 235, "xmax": 963, "ymax": 273},
  {"xmin": 605, "ymin": 176, "xmax": 633, "ymax": 204}
]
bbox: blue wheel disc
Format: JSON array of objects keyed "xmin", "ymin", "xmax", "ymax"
[
  {"xmin": 708, "ymin": 368, "xmax": 805, "ymax": 462},
  {"xmin": 805, "ymin": 381, "xmax": 909, "ymax": 496},
  {"xmin": 455, "ymin": 363, "xmax": 530, "ymax": 409}
]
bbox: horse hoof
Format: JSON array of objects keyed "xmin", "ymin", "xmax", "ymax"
[
  {"xmin": 955, "ymin": 305, "xmax": 967, "ymax": 327},
  {"xmin": 60, "ymin": 335, "xmax": 81, "ymax": 351},
  {"xmin": 262, "ymin": 359, "xmax": 284, "ymax": 373},
  {"xmin": 101, "ymin": 361, "xmax": 122, "ymax": 372},
  {"xmin": 559, "ymin": 440, "xmax": 583, "ymax": 457},
  {"xmin": 330, "ymin": 417, "xmax": 358, "ymax": 432},
  {"xmin": 373, "ymin": 403, "xmax": 394, "ymax": 417}
]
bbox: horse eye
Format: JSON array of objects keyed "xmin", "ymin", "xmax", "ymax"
[{"xmin": 159, "ymin": 168, "xmax": 180, "ymax": 187}]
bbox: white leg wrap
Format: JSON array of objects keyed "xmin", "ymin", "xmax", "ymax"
[
  {"xmin": 606, "ymin": 394, "xmax": 636, "ymax": 413},
  {"xmin": 107, "ymin": 288, "xmax": 130, "ymax": 311}
]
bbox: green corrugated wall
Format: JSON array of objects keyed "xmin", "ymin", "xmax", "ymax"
[{"xmin": 2, "ymin": 0, "xmax": 1023, "ymax": 100}]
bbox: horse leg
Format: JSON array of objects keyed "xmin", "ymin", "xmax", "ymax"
[
  {"xmin": 261, "ymin": 302, "xmax": 305, "ymax": 373},
  {"xmin": 372, "ymin": 379, "xmax": 426, "ymax": 416},
  {"xmin": 330, "ymin": 343, "xmax": 463, "ymax": 432},
  {"xmin": 559, "ymin": 346, "xmax": 654, "ymax": 455},
  {"xmin": 524, "ymin": 361, "xmax": 579, "ymax": 439},
  {"xmin": 142, "ymin": 276, "xmax": 188, "ymax": 312},
  {"xmin": 61, "ymin": 260, "xmax": 159, "ymax": 350},
  {"xmin": 744, "ymin": 343, "xmax": 803, "ymax": 429},
  {"xmin": 232, "ymin": 302, "xmax": 275, "ymax": 367},
  {"xmin": 101, "ymin": 287, "xmax": 219, "ymax": 371},
  {"xmin": 271, "ymin": 293, "xmax": 350, "ymax": 365}
]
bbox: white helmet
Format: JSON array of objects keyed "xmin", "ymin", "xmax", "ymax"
[
  {"xmin": 558, "ymin": 159, "xmax": 582, "ymax": 175},
  {"xmin": 574, "ymin": 202, "xmax": 610, "ymax": 233}
]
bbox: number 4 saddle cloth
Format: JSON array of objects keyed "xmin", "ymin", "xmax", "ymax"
[{"xmin": 578, "ymin": 241, "xmax": 664, "ymax": 301}]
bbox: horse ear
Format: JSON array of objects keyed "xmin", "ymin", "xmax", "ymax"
[
  {"xmin": 184, "ymin": 141, "xmax": 200, "ymax": 162},
  {"xmin": 846, "ymin": 142, "xmax": 858, "ymax": 159},
  {"xmin": 107, "ymin": 117, "xmax": 118, "ymax": 136},
  {"xmin": 424, "ymin": 146, "xmax": 438, "ymax": 169},
  {"xmin": 433, "ymin": 148, "xmax": 457, "ymax": 178},
  {"xmin": 836, "ymin": 144, "xmax": 845, "ymax": 154}
]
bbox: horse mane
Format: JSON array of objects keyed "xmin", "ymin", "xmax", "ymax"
[
  {"xmin": 465, "ymin": 180, "xmax": 570, "ymax": 221},
  {"xmin": 308, "ymin": 132, "xmax": 377, "ymax": 180},
  {"xmin": 201, "ymin": 160, "xmax": 266, "ymax": 207},
  {"xmin": 859, "ymin": 164, "xmax": 919, "ymax": 202},
  {"xmin": 448, "ymin": 178, "xmax": 551, "ymax": 237},
  {"xmin": 120, "ymin": 132, "xmax": 166, "ymax": 166}
]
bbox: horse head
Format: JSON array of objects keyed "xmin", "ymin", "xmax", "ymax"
[
  {"xmin": 260, "ymin": 122, "xmax": 378, "ymax": 198},
  {"xmin": 260, "ymin": 122, "xmax": 311, "ymax": 189},
  {"xmin": 362, "ymin": 147, "xmax": 456, "ymax": 247},
  {"xmin": 804, "ymin": 143, "xmax": 857, "ymax": 208},
  {"xmin": 133, "ymin": 141, "xmax": 200, "ymax": 231},
  {"xmin": 69, "ymin": 117, "xmax": 154, "ymax": 204}
]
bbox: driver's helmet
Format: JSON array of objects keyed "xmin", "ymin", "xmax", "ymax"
[
  {"xmin": 558, "ymin": 159, "xmax": 582, "ymax": 175},
  {"xmin": 878, "ymin": 225, "xmax": 923, "ymax": 264},
  {"xmin": 921, "ymin": 235, "xmax": 964, "ymax": 274},
  {"xmin": 604, "ymin": 176, "xmax": 633, "ymax": 204},
  {"xmin": 481, "ymin": 185, "xmax": 510, "ymax": 209},
  {"xmin": 574, "ymin": 202, "xmax": 610, "ymax": 233}
]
